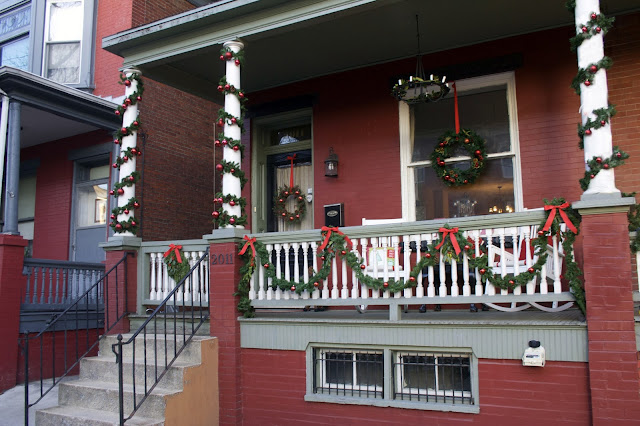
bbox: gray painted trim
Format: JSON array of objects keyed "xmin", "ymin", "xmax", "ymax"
[
  {"xmin": 100, "ymin": 236, "xmax": 142, "ymax": 251},
  {"xmin": 3, "ymin": 99, "xmax": 20, "ymax": 234},
  {"xmin": 633, "ymin": 291, "xmax": 640, "ymax": 302},
  {"xmin": 0, "ymin": 67, "xmax": 119, "ymax": 129},
  {"xmin": 203, "ymin": 228, "xmax": 249, "ymax": 242},
  {"xmin": 240, "ymin": 318, "xmax": 588, "ymax": 362},
  {"xmin": 573, "ymin": 195, "xmax": 635, "ymax": 215},
  {"xmin": 68, "ymin": 142, "xmax": 111, "ymax": 161}
]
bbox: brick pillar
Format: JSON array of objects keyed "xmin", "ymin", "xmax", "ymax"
[
  {"xmin": 0, "ymin": 234, "xmax": 27, "ymax": 392},
  {"xmin": 575, "ymin": 197, "xmax": 640, "ymax": 424},
  {"xmin": 206, "ymin": 229, "xmax": 246, "ymax": 426},
  {"xmin": 101, "ymin": 237, "xmax": 141, "ymax": 335}
]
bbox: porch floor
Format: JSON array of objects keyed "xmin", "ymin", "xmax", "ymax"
[{"xmin": 250, "ymin": 306, "xmax": 585, "ymax": 325}]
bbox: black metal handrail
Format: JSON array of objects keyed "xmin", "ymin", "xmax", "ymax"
[
  {"xmin": 112, "ymin": 247, "xmax": 210, "ymax": 425},
  {"xmin": 22, "ymin": 252, "xmax": 133, "ymax": 426}
]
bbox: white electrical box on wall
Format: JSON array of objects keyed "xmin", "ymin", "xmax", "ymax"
[{"xmin": 522, "ymin": 340, "xmax": 546, "ymax": 367}]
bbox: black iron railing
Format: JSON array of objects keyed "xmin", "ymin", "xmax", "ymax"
[
  {"xmin": 112, "ymin": 248, "xmax": 209, "ymax": 425},
  {"xmin": 22, "ymin": 252, "xmax": 133, "ymax": 426}
]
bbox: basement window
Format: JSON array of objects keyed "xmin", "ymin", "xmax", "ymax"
[{"xmin": 313, "ymin": 349, "xmax": 383, "ymax": 398}]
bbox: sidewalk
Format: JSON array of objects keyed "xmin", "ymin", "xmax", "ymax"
[{"xmin": 0, "ymin": 377, "xmax": 73, "ymax": 426}]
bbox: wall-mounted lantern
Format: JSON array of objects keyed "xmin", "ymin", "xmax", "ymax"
[{"xmin": 324, "ymin": 147, "xmax": 338, "ymax": 177}]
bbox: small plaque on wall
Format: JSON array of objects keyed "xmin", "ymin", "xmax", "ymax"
[{"xmin": 324, "ymin": 203, "xmax": 344, "ymax": 227}]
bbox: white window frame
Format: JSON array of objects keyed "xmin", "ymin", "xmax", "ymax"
[
  {"xmin": 316, "ymin": 348, "xmax": 383, "ymax": 394},
  {"xmin": 399, "ymin": 71, "xmax": 523, "ymax": 221},
  {"xmin": 394, "ymin": 352, "xmax": 472, "ymax": 400},
  {"xmin": 42, "ymin": 0, "xmax": 83, "ymax": 84}
]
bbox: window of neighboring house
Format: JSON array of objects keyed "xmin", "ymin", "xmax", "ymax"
[
  {"xmin": 18, "ymin": 174, "xmax": 36, "ymax": 257},
  {"xmin": 43, "ymin": 0, "xmax": 83, "ymax": 84},
  {"xmin": 313, "ymin": 349, "xmax": 384, "ymax": 398},
  {"xmin": 0, "ymin": 4, "xmax": 31, "ymax": 70},
  {"xmin": 400, "ymin": 72, "xmax": 521, "ymax": 220},
  {"xmin": 309, "ymin": 346, "xmax": 477, "ymax": 413}
]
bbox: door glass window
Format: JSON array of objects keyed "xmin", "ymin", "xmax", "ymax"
[{"xmin": 76, "ymin": 183, "xmax": 107, "ymax": 227}]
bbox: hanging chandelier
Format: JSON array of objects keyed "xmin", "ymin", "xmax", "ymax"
[{"xmin": 392, "ymin": 15, "xmax": 450, "ymax": 104}]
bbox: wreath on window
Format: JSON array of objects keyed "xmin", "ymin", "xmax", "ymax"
[
  {"xmin": 273, "ymin": 185, "xmax": 306, "ymax": 223},
  {"xmin": 430, "ymin": 129, "xmax": 487, "ymax": 187}
]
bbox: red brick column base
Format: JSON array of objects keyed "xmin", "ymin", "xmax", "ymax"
[
  {"xmin": 0, "ymin": 234, "xmax": 27, "ymax": 391},
  {"xmin": 576, "ymin": 199, "xmax": 640, "ymax": 425},
  {"xmin": 207, "ymin": 231, "xmax": 246, "ymax": 426}
]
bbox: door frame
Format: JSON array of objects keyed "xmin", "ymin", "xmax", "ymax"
[{"xmin": 251, "ymin": 108, "xmax": 313, "ymax": 233}]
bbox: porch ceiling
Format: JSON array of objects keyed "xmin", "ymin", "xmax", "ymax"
[{"xmin": 103, "ymin": 0, "xmax": 639, "ymax": 101}]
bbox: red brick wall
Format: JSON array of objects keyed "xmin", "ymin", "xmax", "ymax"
[
  {"xmin": 607, "ymin": 13, "xmax": 640, "ymax": 198},
  {"xmin": 241, "ymin": 349, "xmax": 591, "ymax": 425},
  {"xmin": 21, "ymin": 130, "xmax": 112, "ymax": 260},
  {"xmin": 131, "ymin": 0, "xmax": 196, "ymax": 27}
]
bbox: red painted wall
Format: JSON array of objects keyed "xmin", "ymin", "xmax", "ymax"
[
  {"xmin": 241, "ymin": 349, "xmax": 591, "ymax": 425},
  {"xmin": 21, "ymin": 130, "xmax": 112, "ymax": 260}
]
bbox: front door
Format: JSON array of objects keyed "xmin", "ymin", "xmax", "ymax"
[
  {"xmin": 253, "ymin": 110, "xmax": 313, "ymax": 233},
  {"xmin": 71, "ymin": 160, "xmax": 109, "ymax": 262}
]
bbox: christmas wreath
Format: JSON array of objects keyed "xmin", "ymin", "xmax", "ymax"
[
  {"xmin": 273, "ymin": 185, "xmax": 306, "ymax": 223},
  {"xmin": 430, "ymin": 129, "xmax": 487, "ymax": 186},
  {"xmin": 163, "ymin": 244, "xmax": 190, "ymax": 283}
]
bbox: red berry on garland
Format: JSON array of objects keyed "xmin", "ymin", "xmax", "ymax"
[
  {"xmin": 133, "ymin": 121, "xmax": 139, "ymax": 126},
  {"xmin": 229, "ymin": 217, "xmax": 236, "ymax": 224},
  {"xmin": 239, "ymin": 92, "xmax": 245, "ymax": 99},
  {"xmin": 128, "ymin": 176, "xmax": 135, "ymax": 182},
  {"xmin": 584, "ymin": 80, "xmax": 591, "ymax": 86},
  {"xmin": 114, "ymin": 139, "xmax": 120, "ymax": 145},
  {"xmin": 320, "ymin": 256, "xmax": 326, "ymax": 261},
  {"xmin": 137, "ymin": 150, "xmax": 142, "ymax": 156},
  {"xmin": 131, "ymin": 148, "xmax": 138, "ymax": 155},
  {"xmin": 383, "ymin": 282, "xmax": 389, "ymax": 288},
  {"xmin": 224, "ymin": 84, "xmax": 230, "ymax": 91},
  {"xmin": 115, "ymin": 224, "xmax": 122, "ymax": 231},
  {"xmin": 117, "ymin": 188, "xmax": 124, "ymax": 195},
  {"xmin": 289, "ymin": 216, "xmax": 294, "ymax": 221},
  {"xmin": 585, "ymin": 129, "xmax": 592, "ymax": 135},
  {"xmin": 229, "ymin": 200, "xmax": 236, "ymax": 206},
  {"xmin": 508, "ymin": 280, "xmax": 515, "ymax": 285},
  {"xmin": 590, "ymin": 174, "xmax": 595, "ymax": 179},
  {"xmin": 360, "ymin": 264, "xmax": 366, "ymax": 270},
  {"xmin": 235, "ymin": 59, "xmax": 241, "ymax": 66},
  {"xmin": 596, "ymin": 157, "xmax": 602, "ymax": 163},
  {"xmin": 603, "ymin": 163, "xmax": 609, "ymax": 169},
  {"xmin": 591, "ymin": 13, "xmax": 597, "ymax": 19},
  {"xmin": 217, "ymin": 85, "xmax": 223, "ymax": 92},
  {"xmin": 125, "ymin": 98, "xmax": 132, "ymax": 105},
  {"xmin": 134, "ymin": 202, "xmax": 140, "ymax": 209},
  {"xmin": 216, "ymin": 164, "xmax": 223, "ymax": 171},
  {"xmin": 479, "ymin": 268, "xmax": 486, "ymax": 275},
  {"xmin": 464, "ymin": 138, "xmax": 470, "ymax": 143},
  {"xmin": 110, "ymin": 214, "xmax": 116, "ymax": 220},
  {"xmin": 231, "ymin": 117, "xmax": 237, "ymax": 124},
  {"xmin": 121, "ymin": 127, "xmax": 128, "ymax": 133},
  {"xmin": 112, "ymin": 163, "xmax": 118, "ymax": 168},
  {"xmin": 590, "ymin": 65, "xmax": 598, "ymax": 73},
  {"xmin": 109, "ymin": 190, "xmax": 115, "ymax": 195},
  {"xmin": 219, "ymin": 55, "xmax": 224, "ymax": 61},
  {"xmin": 616, "ymin": 152, "xmax": 622, "ymax": 158},
  {"xmin": 215, "ymin": 140, "xmax": 221, "ymax": 146},
  {"xmin": 225, "ymin": 51, "xmax": 233, "ymax": 60},
  {"xmin": 124, "ymin": 80, "xmax": 131, "ymax": 87},
  {"xmin": 290, "ymin": 285, "xmax": 296, "ymax": 291},
  {"xmin": 137, "ymin": 96, "xmax": 142, "ymax": 101},
  {"xmin": 409, "ymin": 276, "xmax": 416, "ymax": 282},
  {"xmin": 212, "ymin": 211, "xmax": 219, "ymax": 218},
  {"xmin": 296, "ymin": 214, "xmax": 300, "ymax": 218},
  {"xmin": 218, "ymin": 119, "xmax": 224, "ymax": 127},
  {"xmin": 124, "ymin": 209, "xmax": 130, "ymax": 215},
  {"xmin": 439, "ymin": 142, "xmax": 445, "ymax": 148},
  {"xmin": 425, "ymin": 253, "xmax": 432, "ymax": 259},
  {"xmin": 281, "ymin": 212, "xmax": 286, "ymax": 217},
  {"xmin": 278, "ymin": 198, "xmax": 284, "ymax": 203},
  {"xmin": 528, "ymin": 267, "xmax": 535, "ymax": 273},
  {"xmin": 445, "ymin": 175, "xmax": 450, "ymax": 180},
  {"xmin": 581, "ymin": 26, "xmax": 588, "ymax": 33},
  {"xmin": 298, "ymin": 196, "xmax": 303, "ymax": 201},
  {"xmin": 463, "ymin": 180, "xmax": 469, "ymax": 184},
  {"xmin": 295, "ymin": 190, "xmax": 300, "ymax": 195},
  {"xmin": 115, "ymin": 110, "xmax": 120, "ymax": 116},
  {"xmin": 600, "ymin": 120, "xmax": 606, "ymax": 126},
  {"xmin": 464, "ymin": 245, "xmax": 470, "ymax": 251},
  {"xmin": 284, "ymin": 191, "xmax": 289, "ymax": 196},
  {"xmin": 314, "ymin": 282, "xmax": 319, "ymax": 287},
  {"xmin": 263, "ymin": 263, "xmax": 269, "ymax": 268},
  {"xmin": 596, "ymin": 27, "xmax": 601, "ymax": 33},
  {"xmin": 538, "ymin": 230, "xmax": 545, "ymax": 236},
  {"xmin": 474, "ymin": 150, "xmax": 481, "ymax": 156},
  {"xmin": 341, "ymin": 250, "xmax": 347, "ymax": 255}
]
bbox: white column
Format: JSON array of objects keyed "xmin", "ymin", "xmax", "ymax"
[
  {"xmin": 221, "ymin": 40, "xmax": 244, "ymax": 227},
  {"xmin": 117, "ymin": 68, "xmax": 141, "ymax": 236},
  {"xmin": 575, "ymin": 0, "xmax": 618, "ymax": 195}
]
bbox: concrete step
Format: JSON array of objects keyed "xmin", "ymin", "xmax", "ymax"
[
  {"xmin": 99, "ymin": 334, "xmax": 208, "ymax": 364},
  {"xmin": 57, "ymin": 379, "xmax": 175, "ymax": 420},
  {"xmin": 129, "ymin": 313, "xmax": 210, "ymax": 336},
  {"xmin": 80, "ymin": 355, "xmax": 193, "ymax": 390},
  {"xmin": 36, "ymin": 405, "xmax": 163, "ymax": 426}
]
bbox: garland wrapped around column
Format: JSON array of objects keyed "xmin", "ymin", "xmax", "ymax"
[
  {"xmin": 213, "ymin": 41, "xmax": 248, "ymax": 228},
  {"xmin": 110, "ymin": 71, "xmax": 144, "ymax": 234},
  {"xmin": 237, "ymin": 198, "xmax": 585, "ymax": 318}
]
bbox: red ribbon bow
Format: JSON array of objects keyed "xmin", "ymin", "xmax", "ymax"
[
  {"xmin": 318, "ymin": 226, "xmax": 352, "ymax": 251},
  {"xmin": 435, "ymin": 227, "xmax": 461, "ymax": 256},
  {"xmin": 542, "ymin": 203, "xmax": 578, "ymax": 234},
  {"xmin": 239, "ymin": 235, "xmax": 257, "ymax": 257},
  {"xmin": 163, "ymin": 244, "xmax": 183, "ymax": 263},
  {"xmin": 287, "ymin": 153, "xmax": 297, "ymax": 188}
]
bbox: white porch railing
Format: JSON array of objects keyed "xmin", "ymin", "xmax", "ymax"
[
  {"xmin": 140, "ymin": 240, "xmax": 209, "ymax": 306},
  {"xmin": 247, "ymin": 211, "xmax": 577, "ymax": 319}
]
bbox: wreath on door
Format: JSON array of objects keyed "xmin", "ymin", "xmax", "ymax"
[{"xmin": 273, "ymin": 185, "xmax": 306, "ymax": 223}]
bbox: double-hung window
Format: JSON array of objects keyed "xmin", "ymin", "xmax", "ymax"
[
  {"xmin": 43, "ymin": 0, "xmax": 83, "ymax": 84},
  {"xmin": 400, "ymin": 72, "xmax": 521, "ymax": 220},
  {"xmin": 0, "ymin": 4, "xmax": 31, "ymax": 70}
]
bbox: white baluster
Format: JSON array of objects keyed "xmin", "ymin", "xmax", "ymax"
[
  {"xmin": 302, "ymin": 242, "xmax": 310, "ymax": 300},
  {"xmin": 438, "ymin": 233, "xmax": 447, "ymax": 298},
  {"xmin": 414, "ymin": 235, "xmax": 424, "ymax": 298},
  {"xmin": 149, "ymin": 253, "xmax": 158, "ymax": 301},
  {"xmin": 552, "ymin": 234, "xmax": 562, "ymax": 294},
  {"xmin": 403, "ymin": 235, "xmax": 412, "ymax": 299},
  {"xmin": 292, "ymin": 242, "xmax": 299, "ymax": 300},
  {"xmin": 266, "ymin": 244, "xmax": 274, "ymax": 300},
  {"xmin": 275, "ymin": 244, "xmax": 282, "ymax": 300},
  {"xmin": 341, "ymin": 248, "xmax": 348, "ymax": 299},
  {"xmin": 451, "ymin": 256, "xmax": 459, "ymax": 297},
  {"xmin": 360, "ymin": 238, "xmax": 369, "ymax": 300},
  {"xmin": 283, "ymin": 243, "xmax": 291, "ymax": 300},
  {"xmin": 371, "ymin": 237, "xmax": 380, "ymax": 299},
  {"xmin": 350, "ymin": 242, "xmax": 359, "ymax": 299},
  {"xmin": 524, "ymin": 227, "xmax": 536, "ymax": 295},
  {"xmin": 498, "ymin": 229, "xmax": 508, "ymax": 296},
  {"xmin": 485, "ymin": 229, "xmax": 495, "ymax": 296},
  {"xmin": 392, "ymin": 236, "xmax": 400, "ymax": 299},
  {"xmin": 426, "ymin": 234, "xmax": 435, "ymax": 298},
  {"xmin": 331, "ymin": 255, "xmax": 338, "ymax": 299},
  {"xmin": 473, "ymin": 231, "xmax": 483, "ymax": 297},
  {"xmin": 462, "ymin": 231, "xmax": 471, "ymax": 297},
  {"xmin": 203, "ymin": 251, "xmax": 209, "ymax": 304},
  {"xmin": 311, "ymin": 242, "xmax": 320, "ymax": 300},
  {"xmin": 511, "ymin": 228, "xmax": 522, "ymax": 296}
]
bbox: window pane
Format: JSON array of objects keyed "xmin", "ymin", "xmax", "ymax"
[
  {"xmin": 269, "ymin": 123, "xmax": 311, "ymax": 146},
  {"xmin": 412, "ymin": 87, "xmax": 510, "ymax": 162},
  {"xmin": 1, "ymin": 37, "xmax": 29, "ymax": 69},
  {"xmin": 325, "ymin": 352, "xmax": 353, "ymax": 385},
  {"xmin": 355, "ymin": 353, "xmax": 384, "ymax": 388},
  {"xmin": 414, "ymin": 158, "xmax": 514, "ymax": 220},
  {"xmin": 76, "ymin": 184, "xmax": 107, "ymax": 227},
  {"xmin": 47, "ymin": 1, "xmax": 82, "ymax": 41},
  {"xmin": 45, "ymin": 42, "xmax": 79, "ymax": 83},
  {"xmin": 402, "ymin": 355, "xmax": 436, "ymax": 390},
  {"xmin": 437, "ymin": 356, "xmax": 471, "ymax": 394}
]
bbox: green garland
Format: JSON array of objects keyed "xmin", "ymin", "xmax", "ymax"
[
  {"xmin": 430, "ymin": 129, "xmax": 487, "ymax": 186},
  {"xmin": 110, "ymin": 198, "xmax": 140, "ymax": 217},
  {"xmin": 580, "ymin": 147, "xmax": 629, "ymax": 190},
  {"xmin": 163, "ymin": 246, "xmax": 190, "ymax": 283},
  {"xmin": 217, "ymin": 76, "xmax": 247, "ymax": 100},
  {"xmin": 577, "ymin": 106, "xmax": 616, "ymax": 149},
  {"xmin": 570, "ymin": 56, "xmax": 613, "ymax": 95},
  {"xmin": 112, "ymin": 146, "xmax": 142, "ymax": 170},
  {"xmin": 391, "ymin": 76, "xmax": 449, "ymax": 104},
  {"xmin": 215, "ymin": 133, "xmax": 244, "ymax": 155},
  {"xmin": 115, "ymin": 73, "xmax": 144, "ymax": 116},
  {"xmin": 215, "ymin": 160, "xmax": 247, "ymax": 187},
  {"xmin": 236, "ymin": 198, "xmax": 585, "ymax": 317},
  {"xmin": 109, "ymin": 216, "xmax": 139, "ymax": 234},
  {"xmin": 569, "ymin": 12, "xmax": 615, "ymax": 52},
  {"xmin": 273, "ymin": 185, "xmax": 306, "ymax": 223},
  {"xmin": 113, "ymin": 116, "xmax": 141, "ymax": 145},
  {"xmin": 110, "ymin": 171, "xmax": 141, "ymax": 197},
  {"xmin": 219, "ymin": 46, "xmax": 245, "ymax": 66},
  {"xmin": 216, "ymin": 109, "xmax": 244, "ymax": 132},
  {"xmin": 626, "ymin": 194, "xmax": 640, "ymax": 253}
]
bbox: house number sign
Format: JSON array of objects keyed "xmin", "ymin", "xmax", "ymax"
[{"xmin": 210, "ymin": 253, "xmax": 234, "ymax": 266}]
